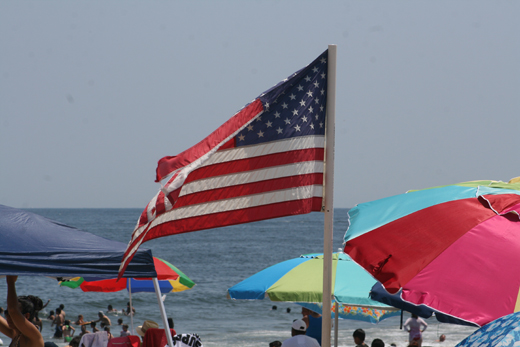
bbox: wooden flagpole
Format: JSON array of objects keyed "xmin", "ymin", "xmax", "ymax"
[{"xmin": 322, "ymin": 44, "xmax": 337, "ymax": 347}]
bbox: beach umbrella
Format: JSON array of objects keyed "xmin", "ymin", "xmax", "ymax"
[
  {"xmin": 227, "ymin": 252, "xmax": 400, "ymax": 324},
  {"xmin": 60, "ymin": 257, "xmax": 195, "ymax": 293},
  {"xmin": 455, "ymin": 311, "xmax": 520, "ymax": 347},
  {"xmin": 343, "ymin": 177, "xmax": 520, "ymax": 327}
]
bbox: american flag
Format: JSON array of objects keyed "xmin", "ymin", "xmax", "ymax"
[{"xmin": 120, "ymin": 50, "xmax": 330, "ymax": 276}]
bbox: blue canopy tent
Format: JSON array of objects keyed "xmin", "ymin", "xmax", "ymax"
[
  {"xmin": 0, "ymin": 204, "xmax": 178, "ymax": 347},
  {"xmin": 0, "ymin": 204, "xmax": 156, "ymax": 278}
]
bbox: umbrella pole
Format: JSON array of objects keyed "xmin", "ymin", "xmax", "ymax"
[
  {"xmin": 334, "ymin": 301, "xmax": 339, "ymax": 347},
  {"xmin": 153, "ymin": 277, "xmax": 174, "ymax": 347},
  {"xmin": 128, "ymin": 279, "xmax": 135, "ymax": 335}
]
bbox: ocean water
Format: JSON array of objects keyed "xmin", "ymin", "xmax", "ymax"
[{"xmin": 0, "ymin": 208, "xmax": 477, "ymax": 347}]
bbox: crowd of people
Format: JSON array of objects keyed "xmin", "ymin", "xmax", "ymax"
[
  {"xmin": 267, "ymin": 308, "xmax": 446, "ymax": 347},
  {"xmin": 0, "ymin": 278, "xmax": 447, "ymax": 347}
]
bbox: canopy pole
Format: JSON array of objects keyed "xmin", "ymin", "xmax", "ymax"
[
  {"xmin": 128, "ymin": 279, "xmax": 135, "ymax": 335},
  {"xmin": 334, "ymin": 301, "xmax": 339, "ymax": 347},
  {"xmin": 153, "ymin": 278, "xmax": 174, "ymax": 347},
  {"xmin": 322, "ymin": 44, "xmax": 337, "ymax": 347}
]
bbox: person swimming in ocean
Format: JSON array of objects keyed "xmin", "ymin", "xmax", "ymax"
[{"xmin": 0, "ymin": 276, "xmax": 44, "ymax": 347}]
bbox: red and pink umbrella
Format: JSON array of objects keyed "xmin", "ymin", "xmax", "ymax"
[{"xmin": 344, "ymin": 177, "xmax": 520, "ymax": 326}]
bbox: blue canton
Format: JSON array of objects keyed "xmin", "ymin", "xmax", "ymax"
[{"xmin": 236, "ymin": 50, "xmax": 328, "ymax": 146}]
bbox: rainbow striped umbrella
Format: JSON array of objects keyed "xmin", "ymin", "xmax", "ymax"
[
  {"xmin": 228, "ymin": 252, "xmax": 400, "ymax": 323},
  {"xmin": 60, "ymin": 257, "xmax": 195, "ymax": 293},
  {"xmin": 344, "ymin": 177, "xmax": 520, "ymax": 327}
]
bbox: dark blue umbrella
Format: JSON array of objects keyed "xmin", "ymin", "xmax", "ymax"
[
  {"xmin": 370, "ymin": 282, "xmax": 478, "ymax": 327},
  {"xmin": 0, "ymin": 204, "xmax": 156, "ymax": 278}
]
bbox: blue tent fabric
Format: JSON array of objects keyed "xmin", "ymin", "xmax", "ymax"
[
  {"xmin": 370, "ymin": 282, "xmax": 478, "ymax": 327},
  {"xmin": 0, "ymin": 204, "xmax": 156, "ymax": 278}
]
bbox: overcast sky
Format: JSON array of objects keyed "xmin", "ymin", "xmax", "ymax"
[{"xmin": 1, "ymin": 1, "xmax": 519, "ymax": 209}]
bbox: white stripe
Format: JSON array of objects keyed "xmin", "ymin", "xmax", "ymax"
[
  {"xmin": 160, "ymin": 110, "xmax": 264, "ymax": 195},
  {"xmin": 131, "ymin": 185, "xmax": 323, "ymax": 239},
  {"xmin": 180, "ymin": 161, "xmax": 324, "ymax": 196},
  {"xmin": 202, "ymin": 135, "xmax": 325, "ymax": 167}
]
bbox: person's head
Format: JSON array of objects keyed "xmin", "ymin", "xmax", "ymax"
[
  {"xmin": 117, "ymin": 318, "xmax": 123, "ymax": 325},
  {"xmin": 78, "ymin": 314, "xmax": 83, "ymax": 320},
  {"xmin": 271, "ymin": 305, "xmax": 277, "ymax": 310},
  {"xmin": 81, "ymin": 325, "xmax": 87, "ymax": 332},
  {"xmin": 353, "ymin": 329, "xmax": 366, "ymax": 345},
  {"xmin": 59, "ymin": 304, "xmax": 65, "ymax": 310},
  {"xmin": 286, "ymin": 308, "xmax": 291, "ymax": 313},
  {"xmin": 98, "ymin": 311, "xmax": 104, "ymax": 318},
  {"xmin": 411, "ymin": 313, "xmax": 418, "ymax": 319},
  {"xmin": 5, "ymin": 295, "xmax": 43, "ymax": 329},
  {"xmin": 56, "ymin": 308, "xmax": 62, "ymax": 315},
  {"xmin": 167, "ymin": 317, "xmax": 174, "ymax": 329},
  {"xmin": 371, "ymin": 338, "xmax": 385, "ymax": 347},
  {"xmin": 49, "ymin": 310, "xmax": 55, "ymax": 316},
  {"xmin": 122, "ymin": 324, "xmax": 128, "ymax": 331},
  {"xmin": 136, "ymin": 320, "xmax": 159, "ymax": 337},
  {"xmin": 64, "ymin": 320, "xmax": 71, "ymax": 326},
  {"xmin": 104, "ymin": 326, "xmax": 110, "ymax": 333},
  {"xmin": 69, "ymin": 336, "xmax": 81, "ymax": 347},
  {"xmin": 108, "ymin": 305, "xmax": 113, "ymax": 311},
  {"xmin": 90, "ymin": 321, "xmax": 96, "ymax": 328},
  {"xmin": 439, "ymin": 334, "xmax": 446, "ymax": 342},
  {"xmin": 269, "ymin": 341, "xmax": 282, "ymax": 347},
  {"xmin": 291, "ymin": 319, "xmax": 307, "ymax": 337}
]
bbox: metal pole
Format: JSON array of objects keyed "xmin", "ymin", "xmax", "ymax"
[
  {"xmin": 321, "ymin": 44, "xmax": 337, "ymax": 347},
  {"xmin": 128, "ymin": 279, "xmax": 135, "ymax": 335},
  {"xmin": 334, "ymin": 301, "xmax": 339, "ymax": 347},
  {"xmin": 153, "ymin": 278, "xmax": 174, "ymax": 347}
]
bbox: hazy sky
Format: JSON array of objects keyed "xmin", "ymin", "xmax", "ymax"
[{"xmin": 1, "ymin": 1, "xmax": 519, "ymax": 209}]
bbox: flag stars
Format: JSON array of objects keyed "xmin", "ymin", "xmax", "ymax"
[
  {"xmin": 320, "ymin": 57, "xmax": 326, "ymax": 64},
  {"xmin": 238, "ymin": 134, "xmax": 245, "ymax": 141},
  {"xmin": 314, "ymin": 98, "xmax": 320, "ymax": 104},
  {"xmin": 310, "ymin": 123, "xmax": 315, "ymax": 129},
  {"xmin": 321, "ymin": 88, "xmax": 325, "ymax": 95},
  {"xmin": 294, "ymin": 124, "xmax": 301, "ymax": 132},
  {"xmin": 315, "ymin": 114, "xmax": 319, "ymax": 120},
  {"xmin": 299, "ymin": 99, "xmax": 306, "ymax": 107},
  {"xmin": 284, "ymin": 118, "xmax": 291, "ymax": 125},
  {"xmin": 297, "ymin": 85, "xmax": 304, "ymax": 91},
  {"xmin": 307, "ymin": 91, "xmax": 313, "ymax": 98},
  {"xmin": 257, "ymin": 130, "xmax": 264, "ymax": 138},
  {"xmin": 320, "ymin": 105, "xmax": 324, "ymax": 112},
  {"xmin": 289, "ymin": 94, "xmax": 296, "ymax": 100},
  {"xmin": 313, "ymin": 67, "xmax": 319, "ymax": 73},
  {"xmin": 314, "ymin": 81, "xmax": 319, "ymax": 88},
  {"xmin": 265, "ymin": 120, "xmax": 273, "ymax": 128},
  {"xmin": 247, "ymin": 124, "xmax": 254, "ymax": 131},
  {"xmin": 321, "ymin": 72, "xmax": 326, "ymax": 79},
  {"xmin": 319, "ymin": 122, "xmax": 323, "ymax": 128},
  {"xmin": 256, "ymin": 115, "xmax": 262, "ymax": 122},
  {"xmin": 309, "ymin": 106, "xmax": 314, "ymax": 113},
  {"xmin": 302, "ymin": 115, "xmax": 308, "ymax": 122},
  {"xmin": 304, "ymin": 76, "xmax": 311, "ymax": 82},
  {"xmin": 282, "ymin": 102, "xmax": 288, "ymax": 109},
  {"xmin": 276, "ymin": 127, "xmax": 283, "ymax": 134},
  {"xmin": 274, "ymin": 111, "xmax": 281, "ymax": 118},
  {"xmin": 292, "ymin": 109, "xmax": 299, "ymax": 116}
]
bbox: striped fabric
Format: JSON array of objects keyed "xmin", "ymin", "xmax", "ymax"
[{"xmin": 120, "ymin": 50, "xmax": 330, "ymax": 276}]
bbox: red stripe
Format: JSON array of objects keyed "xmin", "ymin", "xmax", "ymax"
[
  {"xmin": 175, "ymin": 174, "xmax": 323, "ymax": 208},
  {"xmin": 142, "ymin": 197, "xmax": 323, "ymax": 242},
  {"xmin": 344, "ymin": 195, "xmax": 520, "ymax": 294},
  {"xmin": 155, "ymin": 99, "xmax": 263, "ymax": 182},
  {"xmin": 184, "ymin": 148, "xmax": 324, "ymax": 184}
]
